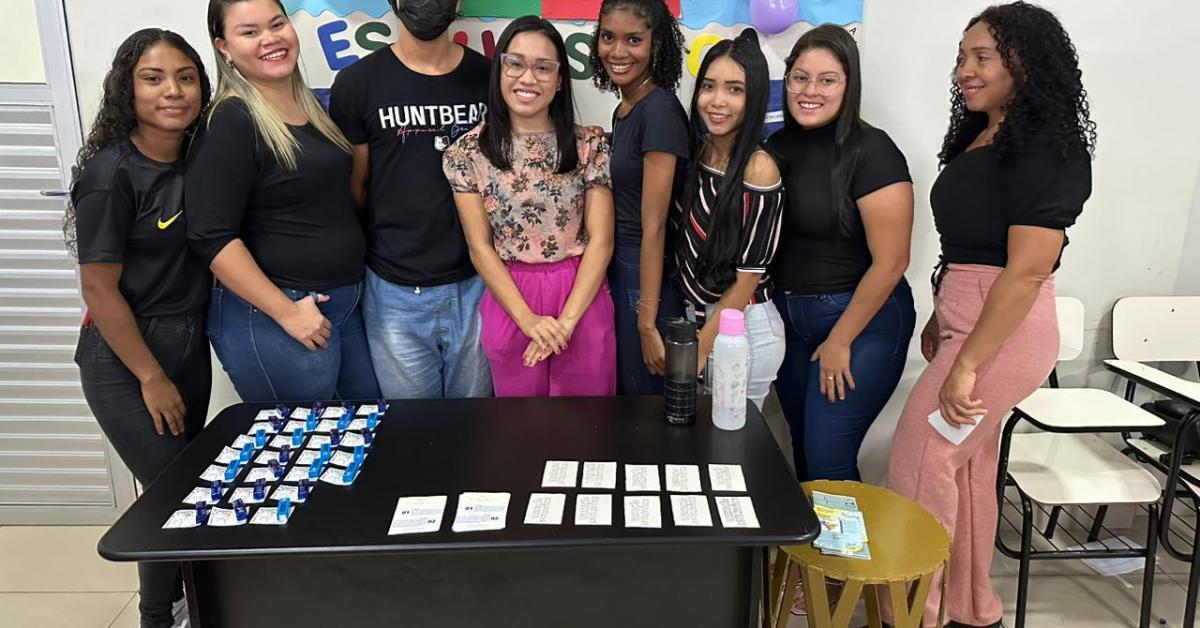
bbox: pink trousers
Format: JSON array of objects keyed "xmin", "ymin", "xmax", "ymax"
[
  {"xmin": 887, "ymin": 264, "xmax": 1059, "ymax": 626},
  {"xmin": 480, "ymin": 256, "xmax": 616, "ymax": 397}
]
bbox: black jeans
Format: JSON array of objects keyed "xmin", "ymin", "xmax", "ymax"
[{"xmin": 75, "ymin": 313, "xmax": 211, "ymax": 628}]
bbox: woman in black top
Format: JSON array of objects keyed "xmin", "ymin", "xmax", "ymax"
[
  {"xmin": 68, "ymin": 29, "xmax": 211, "ymax": 628},
  {"xmin": 766, "ymin": 25, "xmax": 915, "ymax": 483},
  {"xmin": 589, "ymin": 0, "xmax": 689, "ymax": 394},
  {"xmin": 887, "ymin": 4, "xmax": 1095, "ymax": 625},
  {"xmin": 187, "ymin": 0, "xmax": 380, "ymax": 402}
]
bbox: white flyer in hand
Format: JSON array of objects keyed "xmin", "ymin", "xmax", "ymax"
[
  {"xmin": 270, "ymin": 483, "xmax": 310, "ymax": 503},
  {"xmin": 182, "ymin": 486, "xmax": 224, "ymax": 505},
  {"xmin": 708, "ymin": 464, "xmax": 748, "ymax": 492},
  {"xmin": 250, "ymin": 507, "xmax": 291, "ymax": 525},
  {"xmin": 290, "ymin": 407, "xmax": 312, "ymax": 419},
  {"xmin": 314, "ymin": 419, "xmax": 339, "ymax": 434},
  {"xmin": 624, "ymin": 464, "xmax": 660, "ymax": 492},
  {"xmin": 523, "ymin": 493, "xmax": 566, "ymax": 525},
  {"xmin": 254, "ymin": 409, "xmax": 283, "ymax": 422},
  {"xmin": 230, "ymin": 486, "xmax": 267, "ymax": 505},
  {"xmin": 214, "ymin": 446, "xmax": 241, "ymax": 464},
  {"xmin": 199, "ymin": 465, "xmax": 226, "ymax": 482},
  {"xmin": 715, "ymin": 496, "xmax": 760, "ymax": 529},
  {"xmin": 452, "ymin": 492, "xmax": 510, "ymax": 533},
  {"xmin": 247, "ymin": 421, "xmax": 277, "ymax": 435},
  {"xmin": 574, "ymin": 494, "xmax": 613, "ymax": 526},
  {"xmin": 581, "ymin": 461, "xmax": 617, "ymax": 489},
  {"xmin": 162, "ymin": 509, "xmax": 201, "ymax": 529},
  {"xmin": 340, "ymin": 431, "xmax": 366, "ymax": 447},
  {"xmin": 207, "ymin": 507, "xmax": 247, "ymax": 527},
  {"xmin": 665, "ymin": 464, "xmax": 702, "ymax": 493},
  {"xmin": 624, "ymin": 496, "xmax": 662, "ymax": 529},
  {"xmin": 541, "ymin": 460, "xmax": 579, "ymax": 488},
  {"xmin": 243, "ymin": 467, "xmax": 276, "ymax": 483},
  {"xmin": 321, "ymin": 406, "xmax": 347, "ymax": 419},
  {"xmin": 670, "ymin": 495, "xmax": 713, "ymax": 527},
  {"xmin": 928, "ymin": 409, "xmax": 981, "ymax": 446},
  {"xmin": 389, "ymin": 495, "xmax": 446, "ymax": 535}
]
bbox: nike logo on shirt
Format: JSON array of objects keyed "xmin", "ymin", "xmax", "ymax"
[{"xmin": 157, "ymin": 211, "xmax": 182, "ymax": 230}]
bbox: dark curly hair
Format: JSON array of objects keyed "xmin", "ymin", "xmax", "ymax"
[
  {"xmin": 939, "ymin": 1, "xmax": 1096, "ymax": 165},
  {"xmin": 589, "ymin": 0, "xmax": 686, "ymax": 94},
  {"xmin": 64, "ymin": 28, "xmax": 211, "ymax": 259}
]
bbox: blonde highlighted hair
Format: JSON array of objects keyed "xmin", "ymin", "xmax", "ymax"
[{"xmin": 206, "ymin": 0, "xmax": 350, "ymax": 169}]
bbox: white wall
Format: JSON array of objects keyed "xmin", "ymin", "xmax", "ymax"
[
  {"xmin": 1175, "ymin": 171, "xmax": 1200, "ymax": 295},
  {"xmin": 1, "ymin": 0, "xmax": 46, "ymax": 83}
]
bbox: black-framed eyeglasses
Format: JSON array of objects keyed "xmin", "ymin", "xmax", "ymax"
[{"xmin": 500, "ymin": 53, "xmax": 560, "ymax": 82}]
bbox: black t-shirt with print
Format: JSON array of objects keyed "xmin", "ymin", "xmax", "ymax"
[
  {"xmin": 74, "ymin": 139, "xmax": 209, "ymax": 317},
  {"xmin": 329, "ymin": 45, "xmax": 489, "ymax": 287}
]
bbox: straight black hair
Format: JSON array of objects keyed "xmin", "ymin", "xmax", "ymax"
[
  {"xmin": 682, "ymin": 28, "xmax": 771, "ymax": 292},
  {"xmin": 480, "ymin": 15, "xmax": 578, "ymax": 174},
  {"xmin": 781, "ymin": 23, "xmax": 866, "ymax": 239}
]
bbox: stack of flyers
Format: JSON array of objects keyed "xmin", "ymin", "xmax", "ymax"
[{"xmin": 811, "ymin": 491, "xmax": 871, "ymax": 560}]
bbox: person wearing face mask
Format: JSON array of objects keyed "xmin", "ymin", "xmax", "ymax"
[
  {"xmin": 330, "ymin": 0, "xmax": 493, "ymax": 399},
  {"xmin": 68, "ymin": 28, "xmax": 211, "ymax": 628},
  {"xmin": 886, "ymin": 3, "xmax": 1095, "ymax": 626},
  {"xmin": 443, "ymin": 16, "xmax": 616, "ymax": 396},
  {"xmin": 765, "ymin": 25, "xmax": 915, "ymax": 484},
  {"xmin": 186, "ymin": 0, "xmax": 381, "ymax": 402}
]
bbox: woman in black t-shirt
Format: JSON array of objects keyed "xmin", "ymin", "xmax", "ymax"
[
  {"xmin": 187, "ymin": 0, "xmax": 380, "ymax": 402},
  {"xmin": 886, "ymin": 5, "xmax": 1095, "ymax": 626},
  {"xmin": 589, "ymin": 0, "xmax": 689, "ymax": 394},
  {"xmin": 68, "ymin": 29, "xmax": 212, "ymax": 628},
  {"xmin": 765, "ymin": 25, "xmax": 916, "ymax": 485}
]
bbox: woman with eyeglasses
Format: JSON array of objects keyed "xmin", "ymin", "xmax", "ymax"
[
  {"xmin": 765, "ymin": 25, "xmax": 915, "ymax": 485},
  {"xmin": 443, "ymin": 16, "xmax": 616, "ymax": 396}
]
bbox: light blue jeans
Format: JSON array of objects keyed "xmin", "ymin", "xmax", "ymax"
[
  {"xmin": 694, "ymin": 300, "xmax": 786, "ymax": 410},
  {"xmin": 361, "ymin": 269, "xmax": 492, "ymax": 398}
]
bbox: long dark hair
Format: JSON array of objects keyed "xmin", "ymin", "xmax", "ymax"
[
  {"xmin": 682, "ymin": 29, "xmax": 770, "ymax": 291},
  {"xmin": 589, "ymin": 0, "xmax": 686, "ymax": 94},
  {"xmin": 64, "ymin": 28, "xmax": 211, "ymax": 260},
  {"xmin": 780, "ymin": 24, "xmax": 867, "ymax": 239},
  {"xmin": 480, "ymin": 16, "xmax": 578, "ymax": 174},
  {"xmin": 940, "ymin": 1, "xmax": 1097, "ymax": 164}
]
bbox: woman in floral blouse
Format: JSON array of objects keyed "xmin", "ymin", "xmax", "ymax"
[{"xmin": 443, "ymin": 15, "xmax": 616, "ymax": 396}]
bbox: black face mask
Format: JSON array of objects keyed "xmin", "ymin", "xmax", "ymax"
[{"xmin": 393, "ymin": 0, "xmax": 460, "ymax": 41}]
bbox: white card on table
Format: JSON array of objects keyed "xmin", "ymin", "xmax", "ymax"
[
  {"xmin": 927, "ymin": 410, "xmax": 981, "ymax": 446},
  {"xmin": 254, "ymin": 409, "xmax": 283, "ymax": 422},
  {"xmin": 207, "ymin": 507, "xmax": 247, "ymax": 527},
  {"xmin": 230, "ymin": 486, "xmax": 267, "ymax": 505},
  {"xmin": 247, "ymin": 421, "xmax": 277, "ymax": 435},
  {"xmin": 295, "ymin": 449, "xmax": 321, "ymax": 466},
  {"xmin": 715, "ymin": 496, "xmax": 760, "ymax": 529},
  {"xmin": 162, "ymin": 509, "xmax": 201, "ymax": 529},
  {"xmin": 214, "ymin": 446, "xmax": 241, "ymax": 464},
  {"xmin": 389, "ymin": 496, "xmax": 446, "ymax": 535},
  {"xmin": 254, "ymin": 449, "xmax": 285, "ymax": 465},
  {"xmin": 321, "ymin": 406, "xmax": 347, "ymax": 419},
  {"xmin": 284, "ymin": 465, "xmax": 312, "ymax": 483},
  {"xmin": 708, "ymin": 464, "xmax": 748, "ymax": 492},
  {"xmin": 330, "ymin": 450, "xmax": 365, "ymax": 467},
  {"xmin": 452, "ymin": 492, "xmax": 510, "ymax": 532},
  {"xmin": 581, "ymin": 461, "xmax": 617, "ymax": 489},
  {"xmin": 624, "ymin": 496, "xmax": 662, "ymax": 529},
  {"xmin": 670, "ymin": 495, "xmax": 714, "ymax": 527},
  {"xmin": 347, "ymin": 418, "xmax": 368, "ymax": 431},
  {"xmin": 523, "ymin": 493, "xmax": 566, "ymax": 525},
  {"xmin": 340, "ymin": 431, "xmax": 366, "ymax": 447},
  {"xmin": 624, "ymin": 464, "xmax": 660, "ymax": 492},
  {"xmin": 182, "ymin": 486, "xmax": 225, "ymax": 505},
  {"xmin": 269, "ymin": 434, "xmax": 296, "ymax": 449},
  {"xmin": 284, "ymin": 420, "xmax": 308, "ymax": 434},
  {"xmin": 270, "ymin": 483, "xmax": 310, "ymax": 503},
  {"xmin": 357, "ymin": 404, "xmax": 381, "ymax": 416},
  {"xmin": 230, "ymin": 434, "xmax": 256, "ymax": 449},
  {"xmin": 290, "ymin": 407, "xmax": 312, "ymax": 419},
  {"xmin": 250, "ymin": 507, "xmax": 291, "ymax": 525},
  {"xmin": 243, "ymin": 467, "xmax": 276, "ymax": 483},
  {"xmin": 306, "ymin": 434, "xmax": 332, "ymax": 448},
  {"xmin": 315, "ymin": 419, "xmax": 339, "ymax": 434},
  {"xmin": 574, "ymin": 494, "xmax": 613, "ymax": 526},
  {"xmin": 665, "ymin": 464, "xmax": 702, "ymax": 493},
  {"xmin": 320, "ymin": 467, "xmax": 357, "ymax": 486},
  {"xmin": 199, "ymin": 465, "xmax": 226, "ymax": 482},
  {"xmin": 541, "ymin": 460, "xmax": 579, "ymax": 488}
]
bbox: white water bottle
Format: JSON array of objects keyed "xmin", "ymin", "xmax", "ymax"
[{"xmin": 711, "ymin": 309, "xmax": 749, "ymax": 431}]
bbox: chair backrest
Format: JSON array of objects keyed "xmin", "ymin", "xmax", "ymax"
[
  {"xmin": 1112, "ymin": 296, "xmax": 1200, "ymax": 362},
  {"xmin": 1055, "ymin": 296, "xmax": 1084, "ymax": 362}
]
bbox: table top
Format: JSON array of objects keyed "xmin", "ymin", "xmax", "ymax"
[
  {"xmin": 99, "ymin": 396, "xmax": 818, "ymax": 562},
  {"xmin": 1105, "ymin": 359, "xmax": 1200, "ymax": 409}
]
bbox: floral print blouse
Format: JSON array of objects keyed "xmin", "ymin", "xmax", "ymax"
[{"xmin": 442, "ymin": 124, "xmax": 612, "ymax": 264}]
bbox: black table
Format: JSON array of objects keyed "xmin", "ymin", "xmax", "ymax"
[{"xmin": 100, "ymin": 396, "xmax": 818, "ymax": 627}]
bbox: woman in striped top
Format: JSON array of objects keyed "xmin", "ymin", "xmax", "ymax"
[{"xmin": 676, "ymin": 29, "xmax": 786, "ymax": 409}]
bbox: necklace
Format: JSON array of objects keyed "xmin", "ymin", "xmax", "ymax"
[{"xmin": 619, "ymin": 75, "xmax": 654, "ymax": 115}]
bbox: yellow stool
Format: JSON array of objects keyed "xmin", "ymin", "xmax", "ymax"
[{"xmin": 770, "ymin": 480, "xmax": 951, "ymax": 628}]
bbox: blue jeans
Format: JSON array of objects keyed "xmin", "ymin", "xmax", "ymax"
[
  {"xmin": 208, "ymin": 282, "xmax": 381, "ymax": 402},
  {"xmin": 608, "ymin": 243, "xmax": 685, "ymax": 395},
  {"xmin": 361, "ymin": 269, "xmax": 492, "ymax": 399},
  {"xmin": 774, "ymin": 279, "xmax": 915, "ymax": 481}
]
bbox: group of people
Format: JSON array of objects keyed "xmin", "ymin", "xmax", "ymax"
[{"xmin": 67, "ymin": 0, "xmax": 1095, "ymax": 626}]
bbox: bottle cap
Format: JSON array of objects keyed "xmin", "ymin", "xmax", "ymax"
[
  {"xmin": 718, "ymin": 309, "xmax": 745, "ymax": 336},
  {"xmin": 666, "ymin": 318, "xmax": 697, "ymax": 343}
]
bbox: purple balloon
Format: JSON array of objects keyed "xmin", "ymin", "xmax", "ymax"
[{"xmin": 749, "ymin": 0, "xmax": 798, "ymax": 35}]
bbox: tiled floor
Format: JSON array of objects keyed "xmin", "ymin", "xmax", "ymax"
[{"xmin": 0, "ymin": 523, "xmax": 1195, "ymax": 627}]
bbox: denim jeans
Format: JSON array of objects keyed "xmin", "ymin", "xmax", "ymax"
[
  {"xmin": 361, "ymin": 269, "xmax": 492, "ymax": 399},
  {"xmin": 694, "ymin": 300, "xmax": 786, "ymax": 410},
  {"xmin": 208, "ymin": 282, "xmax": 380, "ymax": 402},
  {"xmin": 774, "ymin": 279, "xmax": 916, "ymax": 481},
  {"xmin": 75, "ymin": 313, "xmax": 211, "ymax": 628},
  {"xmin": 607, "ymin": 244, "xmax": 685, "ymax": 395}
]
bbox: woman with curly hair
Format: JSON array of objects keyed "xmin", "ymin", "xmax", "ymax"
[
  {"xmin": 887, "ymin": 3, "xmax": 1095, "ymax": 626},
  {"xmin": 589, "ymin": 0, "xmax": 689, "ymax": 393},
  {"xmin": 67, "ymin": 28, "xmax": 211, "ymax": 628}
]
